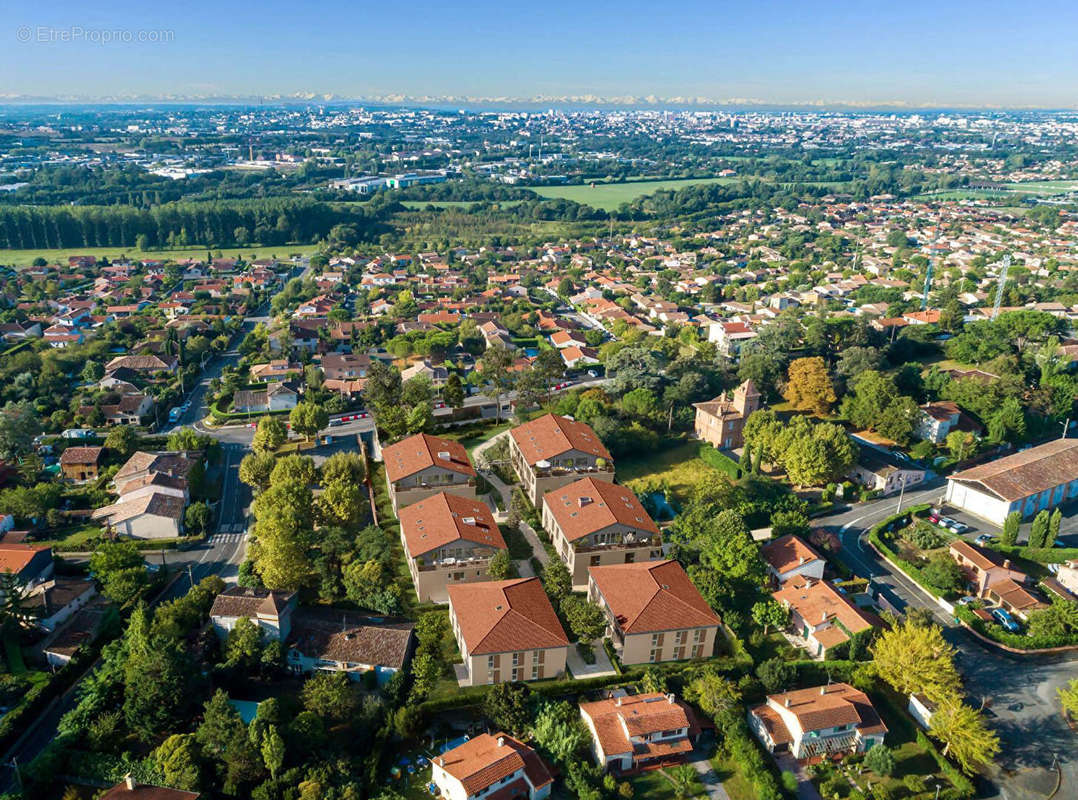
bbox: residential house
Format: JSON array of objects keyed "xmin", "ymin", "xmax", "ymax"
[
  {"xmin": 773, "ymin": 576, "xmax": 880, "ymax": 658},
  {"xmin": 104, "ymin": 354, "xmax": 177, "ymax": 374},
  {"xmin": 447, "ymin": 577, "xmax": 569, "ymax": 686},
  {"xmin": 209, "ymin": 586, "xmax": 297, "ymax": 641},
  {"xmin": 98, "ymin": 776, "xmax": 199, "ymax": 800},
  {"xmin": 382, "ymin": 432, "xmax": 477, "ymax": 512},
  {"xmin": 286, "ymin": 608, "xmax": 414, "ymax": 685},
  {"xmin": 944, "ymin": 438, "xmax": 1078, "ymax": 525},
  {"xmin": 541, "ymin": 477, "xmax": 662, "ymax": 589},
  {"xmin": 250, "ymin": 360, "xmax": 303, "ymax": 383},
  {"xmin": 79, "ymin": 394, "xmax": 154, "ymax": 426},
  {"xmin": 508, "ymin": 414, "xmax": 614, "ymax": 504},
  {"xmin": 321, "ymin": 353, "xmax": 372, "ymax": 381},
  {"xmin": 401, "ymin": 360, "xmax": 449, "ymax": 386},
  {"xmin": 849, "ymin": 445, "xmax": 925, "ymax": 496},
  {"xmin": 948, "ymin": 540, "xmax": 1030, "ymax": 599},
  {"xmin": 915, "ymin": 401, "xmax": 962, "ymax": 444},
  {"xmin": 59, "ymin": 446, "xmax": 104, "ymax": 481},
  {"xmin": 749, "ymin": 683, "xmax": 888, "ymax": 759},
  {"xmin": 233, "ymin": 382, "xmax": 300, "ymax": 413},
  {"xmin": 91, "ymin": 492, "xmax": 186, "ymax": 539},
  {"xmin": 707, "ymin": 320, "xmax": 757, "ymax": 357},
  {"xmin": 579, "ymin": 692, "xmax": 696, "ymax": 773},
  {"xmin": 399, "ymin": 493, "xmax": 506, "ymax": 604},
  {"xmin": 0, "ymin": 543, "xmax": 54, "ymax": 587},
  {"xmin": 588, "ymin": 560, "xmax": 721, "ymax": 664},
  {"xmin": 692, "ymin": 379, "xmax": 761, "ymax": 450},
  {"xmin": 431, "ymin": 733, "xmax": 554, "ymax": 800},
  {"xmin": 26, "ymin": 578, "xmax": 97, "ymax": 632},
  {"xmin": 760, "ymin": 535, "xmax": 827, "ymax": 584}
]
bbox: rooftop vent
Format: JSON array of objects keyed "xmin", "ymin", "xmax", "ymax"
[
  {"xmin": 462, "ymin": 516, "xmax": 476, "ymax": 526},
  {"xmin": 437, "ymin": 451, "xmax": 451, "ymax": 460},
  {"xmin": 579, "ymin": 497, "xmax": 592, "ymax": 507}
]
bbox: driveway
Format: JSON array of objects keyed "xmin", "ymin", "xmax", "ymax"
[
  {"xmin": 814, "ymin": 492, "xmax": 1078, "ymax": 800},
  {"xmin": 775, "ymin": 754, "xmax": 822, "ymax": 800}
]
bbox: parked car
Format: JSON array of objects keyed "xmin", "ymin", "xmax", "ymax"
[
  {"xmin": 975, "ymin": 533, "xmax": 995, "ymax": 546},
  {"xmin": 956, "ymin": 596, "xmax": 977, "ymax": 606},
  {"xmin": 948, "ymin": 520, "xmax": 970, "ymax": 534},
  {"xmin": 991, "ymin": 608, "xmax": 1021, "ymax": 633},
  {"xmin": 928, "ymin": 512, "xmax": 943, "ymax": 524}
]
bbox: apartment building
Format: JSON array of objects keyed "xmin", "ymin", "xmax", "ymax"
[
  {"xmin": 399, "ymin": 493, "xmax": 506, "ymax": 603},
  {"xmin": 508, "ymin": 414, "xmax": 614, "ymax": 504},
  {"xmin": 541, "ymin": 477, "xmax": 661, "ymax": 589},
  {"xmin": 382, "ymin": 432, "xmax": 477, "ymax": 512},
  {"xmin": 587, "ymin": 560, "xmax": 721, "ymax": 664}
]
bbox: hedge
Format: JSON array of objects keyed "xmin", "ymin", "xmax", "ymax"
[
  {"xmin": 866, "ymin": 504, "xmax": 951, "ymax": 599},
  {"xmin": 954, "ymin": 604, "xmax": 1078, "ymax": 650},
  {"xmin": 698, "ymin": 444, "xmax": 742, "ymax": 480},
  {"xmin": 49, "ymin": 533, "xmax": 206, "ymax": 554},
  {"xmin": 916, "ymin": 730, "xmax": 976, "ymax": 799},
  {"xmin": 989, "ymin": 544, "xmax": 1078, "ymax": 564}
]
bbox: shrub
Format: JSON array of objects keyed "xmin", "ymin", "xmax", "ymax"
[{"xmin": 864, "ymin": 743, "xmax": 896, "ymax": 776}]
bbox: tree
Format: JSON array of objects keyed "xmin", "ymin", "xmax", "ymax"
[
  {"xmin": 153, "ymin": 734, "xmax": 202, "ymax": 791},
  {"xmin": 945, "ymin": 430, "xmax": 976, "ymax": 463},
  {"xmin": 1058, "ymin": 678, "xmax": 1078, "ymax": 720},
  {"xmin": 0, "ymin": 572, "xmax": 38, "ymax": 633},
  {"xmin": 478, "ymin": 344, "xmax": 516, "ymax": 421},
  {"xmin": 260, "ymin": 725, "xmax": 286, "ymax": 780},
  {"xmin": 530, "ymin": 701, "xmax": 586, "ymax": 764},
  {"xmin": 316, "ymin": 478, "xmax": 364, "ymax": 528},
  {"xmin": 184, "ymin": 501, "xmax": 212, "ymax": 536},
  {"xmin": 1001, "ymin": 511, "xmax": 1021, "ymax": 547},
  {"xmin": 751, "ymin": 600, "xmax": 789, "ymax": 634},
  {"xmin": 224, "ymin": 616, "xmax": 263, "ymax": 669},
  {"xmin": 252, "ymin": 416, "xmax": 287, "ymax": 455},
  {"xmin": 755, "ymin": 658, "xmax": 794, "ymax": 693},
  {"xmin": 443, "ymin": 372, "xmax": 466, "ymax": 409},
  {"xmin": 487, "ymin": 549, "xmax": 514, "ymax": 580},
  {"xmin": 1026, "ymin": 599, "xmax": 1078, "ymax": 639},
  {"xmin": 684, "ymin": 668, "xmax": 739, "ymax": 727},
  {"xmin": 783, "ymin": 357, "xmax": 836, "ymax": 415},
  {"xmin": 921, "ymin": 553, "xmax": 965, "ymax": 595},
  {"xmin": 0, "ymin": 402, "xmax": 40, "ymax": 461},
  {"xmin": 864, "ymin": 744, "xmax": 896, "ymax": 777},
  {"xmin": 290, "ymin": 402, "xmax": 328, "ymax": 442},
  {"xmin": 770, "ymin": 510, "xmax": 810, "ymax": 540},
  {"xmin": 929, "ymin": 702, "xmax": 1000, "ymax": 775},
  {"xmin": 90, "ymin": 540, "xmax": 150, "ymax": 605},
  {"xmin": 778, "ymin": 420, "xmax": 856, "ymax": 487},
  {"xmin": 870, "ymin": 619, "xmax": 961, "ymax": 703},
  {"xmin": 1046, "ymin": 508, "xmax": 1062, "ymax": 548},
  {"xmin": 239, "ymin": 452, "xmax": 276, "ymax": 492},
  {"xmin": 561, "ymin": 596, "xmax": 608, "ymax": 642},
  {"xmin": 104, "ymin": 425, "xmax": 139, "ymax": 458},
  {"xmin": 301, "ymin": 670, "xmax": 357, "ymax": 723},
  {"xmin": 1028, "ymin": 510, "xmax": 1050, "ymax": 548},
  {"xmin": 541, "ymin": 558, "xmax": 572, "ymax": 603},
  {"xmin": 668, "ymin": 764, "xmax": 700, "ymax": 800},
  {"xmin": 124, "ymin": 604, "xmax": 197, "ymax": 742},
  {"xmin": 483, "ymin": 682, "xmax": 533, "ymax": 734},
  {"xmin": 196, "ymin": 689, "xmax": 264, "ymax": 791}
]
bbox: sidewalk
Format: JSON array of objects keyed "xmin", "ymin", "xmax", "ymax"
[{"xmin": 565, "ymin": 640, "xmax": 617, "ymax": 679}]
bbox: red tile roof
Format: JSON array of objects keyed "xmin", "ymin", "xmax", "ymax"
[
  {"xmin": 589, "ymin": 560, "xmax": 720, "ymax": 634},
  {"xmin": 437, "ymin": 733, "xmax": 553, "ymax": 795},
  {"xmin": 579, "ymin": 693, "xmax": 693, "ymax": 758},
  {"xmin": 448, "ymin": 578, "xmax": 568, "ymax": 655},
  {"xmin": 0, "ymin": 543, "xmax": 50, "ymax": 574},
  {"xmin": 382, "ymin": 433, "xmax": 475, "ymax": 483},
  {"xmin": 399, "ymin": 492, "xmax": 505, "ymax": 558},
  {"xmin": 543, "ymin": 477, "xmax": 657, "ymax": 542},
  {"xmin": 949, "ymin": 439, "xmax": 1078, "ymax": 502},
  {"xmin": 760, "ymin": 535, "xmax": 824, "ymax": 576},
  {"xmin": 510, "ymin": 414, "xmax": 612, "ymax": 466}
]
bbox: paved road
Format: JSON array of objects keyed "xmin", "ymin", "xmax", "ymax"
[{"xmin": 813, "ymin": 488, "xmax": 1078, "ymax": 800}]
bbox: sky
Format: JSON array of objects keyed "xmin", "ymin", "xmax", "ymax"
[{"xmin": 4, "ymin": 0, "xmax": 1078, "ymax": 108}]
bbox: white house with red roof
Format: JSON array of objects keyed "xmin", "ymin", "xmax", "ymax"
[{"xmin": 431, "ymin": 732, "xmax": 554, "ymax": 800}]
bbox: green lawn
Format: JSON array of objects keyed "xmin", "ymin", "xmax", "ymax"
[
  {"xmin": 0, "ymin": 244, "xmax": 319, "ymax": 268},
  {"xmin": 710, "ymin": 753, "xmax": 760, "ymax": 800},
  {"xmin": 400, "ymin": 200, "xmax": 523, "ymax": 210},
  {"xmin": 3, "ymin": 632, "xmax": 28, "ymax": 675},
  {"xmin": 529, "ymin": 177, "xmax": 742, "ymax": 211},
  {"xmin": 619, "ymin": 440, "xmax": 727, "ymax": 501},
  {"xmin": 628, "ymin": 768, "xmax": 706, "ymax": 799},
  {"xmin": 30, "ymin": 523, "xmax": 104, "ymax": 550}
]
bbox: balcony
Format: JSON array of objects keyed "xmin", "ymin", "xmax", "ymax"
[
  {"xmin": 574, "ymin": 538, "xmax": 660, "ymax": 554},
  {"xmin": 533, "ymin": 463, "xmax": 614, "ymax": 479},
  {"xmin": 415, "ymin": 554, "xmax": 494, "ymax": 572},
  {"xmin": 393, "ymin": 478, "xmax": 477, "ymax": 493}
]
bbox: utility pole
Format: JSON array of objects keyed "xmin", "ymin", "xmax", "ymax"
[
  {"xmin": 187, "ymin": 563, "xmax": 195, "ymax": 588},
  {"xmin": 895, "ymin": 477, "xmax": 907, "ymax": 516},
  {"xmin": 1062, "ymin": 418, "xmax": 1071, "ymax": 439}
]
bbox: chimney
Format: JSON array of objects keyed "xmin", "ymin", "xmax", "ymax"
[
  {"xmin": 799, "ymin": 556, "xmax": 806, "ymax": 565},
  {"xmin": 579, "ymin": 496, "xmax": 592, "ymax": 507},
  {"xmin": 124, "ymin": 774, "xmax": 136, "ymax": 791},
  {"xmin": 497, "ymin": 736, "xmax": 506, "ymax": 747},
  {"xmin": 438, "ymin": 757, "xmax": 444, "ymax": 767},
  {"xmin": 821, "ymin": 610, "xmax": 828, "ymax": 622},
  {"xmin": 784, "ymin": 697, "xmax": 791, "ymax": 708},
  {"xmin": 1003, "ymin": 559, "xmax": 1012, "ymax": 569},
  {"xmin": 615, "ymin": 696, "xmax": 622, "ymax": 706},
  {"xmin": 820, "ymin": 685, "xmax": 827, "ymax": 696},
  {"xmin": 666, "ymin": 693, "xmax": 675, "ymax": 704}
]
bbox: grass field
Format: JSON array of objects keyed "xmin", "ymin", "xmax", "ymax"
[
  {"xmin": 528, "ymin": 177, "xmax": 742, "ymax": 210},
  {"xmin": 0, "ymin": 243, "xmax": 319, "ymax": 268},
  {"xmin": 619, "ymin": 440, "xmax": 727, "ymax": 501},
  {"xmin": 400, "ymin": 200, "xmax": 523, "ymax": 210},
  {"xmin": 1000, "ymin": 179, "xmax": 1078, "ymax": 194}
]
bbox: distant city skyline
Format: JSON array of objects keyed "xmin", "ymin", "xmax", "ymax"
[{"xmin": 5, "ymin": 0, "xmax": 1078, "ymax": 108}]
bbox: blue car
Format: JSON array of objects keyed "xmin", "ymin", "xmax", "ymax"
[{"xmin": 991, "ymin": 607, "xmax": 1020, "ymax": 633}]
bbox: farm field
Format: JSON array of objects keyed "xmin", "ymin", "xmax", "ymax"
[
  {"xmin": 528, "ymin": 176, "xmax": 741, "ymax": 210},
  {"xmin": 0, "ymin": 243, "xmax": 319, "ymax": 268}
]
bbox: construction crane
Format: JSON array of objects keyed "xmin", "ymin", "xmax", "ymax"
[
  {"xmin": 991, "ymin": 255, "xmax": 1011, "ymax": 319},
  {"xmin": 921, "ymin": 221, "xmax": 943, "ymax": 311}
]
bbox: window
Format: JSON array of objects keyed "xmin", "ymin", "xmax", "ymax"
[
  {"xmin": 693, "ymin": 629, "xmax": 706, "ymax": 643},
  {"xmin": 649, "ymin": 648, "xmax": 660, "ymax": 663},
  {"xmin": 512, "ymin": 652, "xmax": 521, "ymax": 667},
  {"xmin": 590, "ymin": 555, "xmax": 601, "ymax": 566},
  {"xmin": 675, "ymin": 630, "xmax": 687, "ymax": 645}
]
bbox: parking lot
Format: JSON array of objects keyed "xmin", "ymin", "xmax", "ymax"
[{"xmin": 930, "ymin": 499, "xmax": 1078, "ymax": 548}]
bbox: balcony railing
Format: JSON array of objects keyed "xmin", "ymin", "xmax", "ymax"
[
  {"xmin": 574, "ymin": 539, "xmax": 660, "ymax": 554},
  {"xmin": 533, "ymin": 463, "xmax": 614, "ymax": 478},
  {"xmin": 394, "ymin": 478, "xmax": 477, "ymax": 492},
  {"xmin": 415, "ymin": 554, "xmax": 494, "ymax": 572}
]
